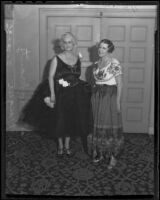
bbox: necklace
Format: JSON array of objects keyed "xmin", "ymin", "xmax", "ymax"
[
  {"xmin": 64, "ymin": 52, "xmax": 77, "ymax": 65},
  {"xmin": 59, "ymin": 52, "xmax": 78, "ymax": 67}
]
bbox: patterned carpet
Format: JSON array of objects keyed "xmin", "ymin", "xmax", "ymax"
[{"xmin": 5, "ymin": 131, "xmax": 154, "ymax": 197}]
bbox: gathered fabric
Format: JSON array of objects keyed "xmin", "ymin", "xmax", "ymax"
[
  {"xmin": 18, "ymin": 56, "xmax": 93, "ymax": 139},
  {"xmin": 87, "ymin": 84, "xmax": 124, "ymax": 158}
]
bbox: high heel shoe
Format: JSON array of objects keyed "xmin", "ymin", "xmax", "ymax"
[
  {"xmin": 93, "ymin": 155, "xmax": 104, "ymax": 163},
  {"xmin": 57, "ymin": 148, "xmax": 63, "ymax": 155},
  {"xmin": 64, "ymin": 148, "xmax": 72, "ymax": 156},
  {"xmin": 107, "ymin": 156, "xmax": 117, "ymax": 169}
]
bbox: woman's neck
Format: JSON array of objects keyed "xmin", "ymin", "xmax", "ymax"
[
  {"xmin": 98, "ymin": 55, "xmax": 111, "ymax": 69},
  {"xmin": 64, "ymin": 51, "xmax": 75, "ymax": 57},
  {"xmin": 100, "ymin": 55, "xmax": 111, "ymax": 62}
]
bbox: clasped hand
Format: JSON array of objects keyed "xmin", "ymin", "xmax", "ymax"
[{"xmin": 44, "ymin": 94, "xmax": 55, "ymax": 108}]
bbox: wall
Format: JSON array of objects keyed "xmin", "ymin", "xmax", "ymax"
[
  {"xmin": 5, "ymin": 4, "xmax": 16, "ymax": 130},
  {"xmin": 5, "ymin": 5, "xmax": 41, "ymax": 131},
  {"xmin": 149, "ymin": 48, "xmax": 155, "ymax": 135}
]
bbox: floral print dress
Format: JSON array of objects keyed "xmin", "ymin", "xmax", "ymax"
[{"xmin": 87, "ymin": 58, "xmax": 124, "ymax": 159}]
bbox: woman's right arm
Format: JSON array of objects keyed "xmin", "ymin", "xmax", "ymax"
[{"xmin": 48, "ymin": 56, "xmax": 58, "ymax": 103}]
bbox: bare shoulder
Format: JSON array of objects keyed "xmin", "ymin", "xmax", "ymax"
[
  {"xmin": 51, "ymin": 55, "xmax": 58, "ymax": 62},
  {"xmin": 111, "ymin": 58, "xmax": 120, "ymax": 64},
  {"xmin": 50, "ymin": 55, "xmax": 58, "ymax": 67}
]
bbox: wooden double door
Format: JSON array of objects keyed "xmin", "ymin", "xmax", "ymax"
[{"xmin": 39, "ymin": 8, "xmax": 155, "ymax": 133}]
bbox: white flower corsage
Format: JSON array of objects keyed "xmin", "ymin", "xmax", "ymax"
[
  {"xmin": 58, "ymin": 78, "xmax": 70, "ymax": 87},
  {"xmin": 78, "ymin": 52, "xmax": 83, "ymax": 59},
  {"xmin": 44, "ymin": 97, "xmax": 54, "ymax": 108}
]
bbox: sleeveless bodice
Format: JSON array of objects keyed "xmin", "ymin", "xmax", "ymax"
[{"xmin": 55, "ymin": 56, "xmax": 81, "ymax": 86}]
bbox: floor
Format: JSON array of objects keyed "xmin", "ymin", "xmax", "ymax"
[{"xmin": 5, "ymin": 131, "xmax": 154, "ymax": 197}]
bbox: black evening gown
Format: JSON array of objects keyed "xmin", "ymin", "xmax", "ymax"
[{"xmin": 18, "ymin": 56, "xmax": 93, "ymax": 139}]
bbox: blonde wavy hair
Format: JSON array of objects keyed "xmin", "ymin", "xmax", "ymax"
[{"xmin": 59, "ymin": 32, "xmax": 78, "ymax": 53}]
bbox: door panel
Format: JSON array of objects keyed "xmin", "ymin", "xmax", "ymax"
[{"xmin": 102, "ymin": 18, "xmax": 155, "ymax": 133}]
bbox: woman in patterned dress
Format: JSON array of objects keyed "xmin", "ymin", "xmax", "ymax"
[
  {"xmin": 87, "ymin": 39, "xmax": 124, "ymax": 169},
  {"xmin": 18, "ymin": 32, "xmax": 92, "ymax": 156}
]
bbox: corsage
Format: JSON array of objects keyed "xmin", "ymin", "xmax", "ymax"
[{"xmin": 58, "ymin": 78, "xmax": 70, "ymax": 87}]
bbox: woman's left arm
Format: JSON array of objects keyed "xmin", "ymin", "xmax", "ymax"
[{"xmin": 115, "ymin": 74, "xmax": 123, "ymax": 113}]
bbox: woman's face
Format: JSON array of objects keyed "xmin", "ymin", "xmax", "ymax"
[
  {"xmin": 63, "ymin": 35, "xmax": 75, "ymax": 51},
  {"xmin": 98, "ymin": 42, "xmax": 109, "ymax": 58}
]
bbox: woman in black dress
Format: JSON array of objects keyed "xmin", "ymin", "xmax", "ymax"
[{"xmin": 18, "ymin": 32, "xmax": 92, "ymax": 155}]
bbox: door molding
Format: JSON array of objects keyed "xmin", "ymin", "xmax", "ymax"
[
  {"xmin": 101, "ymin": 7, "xmax": 156, "ymax": 18},
  {"xmin": 39, "ymin": 7, "xmax": 157, "ymax": 18}
]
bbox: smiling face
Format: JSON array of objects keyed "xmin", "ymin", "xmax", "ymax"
[
  {"xmin": 62, "ymin": 34, "xmax": 75, "ymax": 51},
  {"xmin": 98, "ymin": 42, "xmax": 109, "ymax": 58}
]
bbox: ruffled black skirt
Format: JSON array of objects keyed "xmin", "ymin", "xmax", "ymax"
[{"xmin": 18, "ymin": 79, "xmax": 93, "ymax": 139}]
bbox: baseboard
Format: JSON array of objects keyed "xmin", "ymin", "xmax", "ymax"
[
  {"xmin": 6, "ymin": 127, "xmax": 155, "ymax": 135},
  {"xmin": 6, "ymin": 124, "xmax": 33, "ymax": 132},
  {"xmin": 148, "ymin": 127, "xmax": 154, "ymax": 135}
]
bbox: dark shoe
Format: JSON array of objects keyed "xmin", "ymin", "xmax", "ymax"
[
  {"xmin": 93, "ymin": 155, "xmax": 104, "ymax": 163},
  {"xmin": 107, "ymin": 156, "xmax": 117, "ymax": 169},
  {"xmin": 64, "ymin": 148, "xmax": 72, "ymax": 156}
]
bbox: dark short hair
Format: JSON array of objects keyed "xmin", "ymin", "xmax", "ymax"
[{"xmin": 99, "ymin": 39, "xmax": 115, "ymax": 53}]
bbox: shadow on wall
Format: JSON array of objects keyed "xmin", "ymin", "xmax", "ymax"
[
  {"xmin": 85, "ymin": 45, "xmax": 99, "ymax": 86},
  {"xmin": 42, "ymin": 39, "xmax": 63, "ymax": 81},
  {"xmin": 88, "ymin": 44, "xmax": 99, "ymax": 63},
  {"xmin": 51, "ymin": 38, "xmax": 63, "ymax": 55}
]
